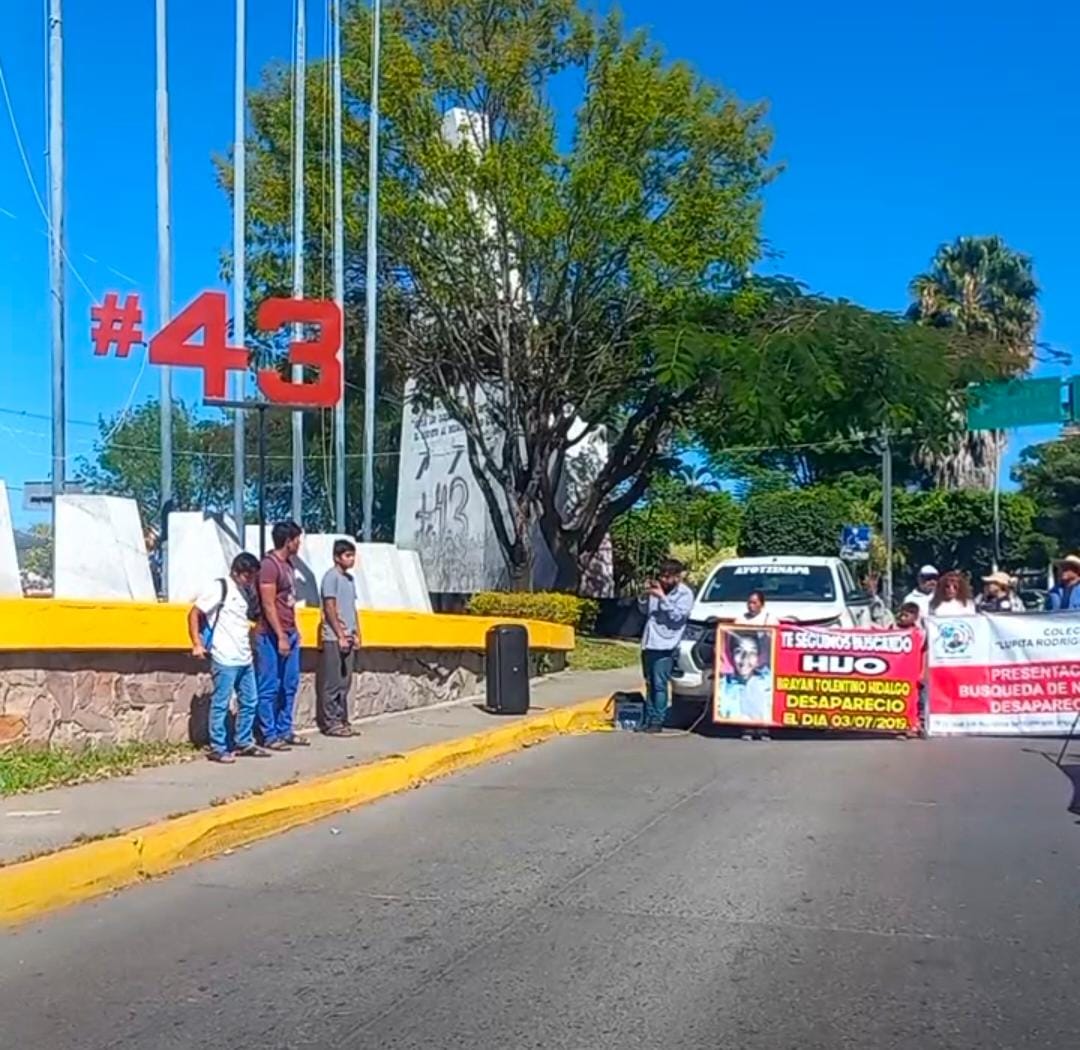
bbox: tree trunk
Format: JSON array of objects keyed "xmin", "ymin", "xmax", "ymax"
[{"xmin": 550, "ymin": 534, "xmax": 581, "ymax": 593}]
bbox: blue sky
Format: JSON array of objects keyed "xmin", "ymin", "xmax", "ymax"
[{"xmin": 1, "ymin": 0, "xmax": 1078, "ymax": 525}]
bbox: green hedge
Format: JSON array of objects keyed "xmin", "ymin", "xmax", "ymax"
[{"xmin": 467, "ymin": 592, "xmax": 599, "ymax": 633}]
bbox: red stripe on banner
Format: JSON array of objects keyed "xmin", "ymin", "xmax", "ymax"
[{"xmin": 930, "ymin": 659, "xmax": 1080, "ymax": 717}]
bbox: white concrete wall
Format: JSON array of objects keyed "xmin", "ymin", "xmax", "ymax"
[
  {"xmin": 294, "ymin": 533, "xmax": 354, "ymax": 607},
  {"xmin": 0, "ymin": 481, "xmax": 21, "ymax": 597},
  {"xmin": 55, "ymin": 495, "xmax": 155, "ymax": 601},
  {"xmin": 166, "ymin": 512, "xmax": 242, "ymax": 604}
]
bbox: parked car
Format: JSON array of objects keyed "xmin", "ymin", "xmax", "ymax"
[{"xmin": 670, "ymin": 555, "xmax": 875, "ymax": 701}]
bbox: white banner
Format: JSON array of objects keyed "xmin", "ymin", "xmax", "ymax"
[{"xmin": 928, "ymin": 612, "xmax": 1080, "ymax": 736}]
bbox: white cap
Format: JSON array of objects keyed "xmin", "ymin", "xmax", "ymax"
[{"xmin": 919, "ymin": 565, "xmax": 939, "ymax": 577}]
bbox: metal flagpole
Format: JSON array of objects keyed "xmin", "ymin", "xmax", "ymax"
[
  {"xmin": 332, "ymin": 0, "xmax": 346, "ymax": 533},
  {"xmin": 992, "ymin": 433, "xmax": 1002, "ymax": 572},
  {"xmin": 881, "ymin": 428, "xmax": 894, "ymax": 609},
  {"xmin": 232, "ymin": 0, "xmax": 247, "ymax": 536},
  {"xmin": 361, "ymin": 0, "xmax": 381, "ymax": 542},
  {"xmin": 47, "ymin": 0, "xmax": 65, "ymax": 577},
  {"xmin": 155, "ymin": 0, "xmax": 174, "ymax": 569},
  {"xmin": 290, "ymin": 0, "xmax": 307, "ymax": 525}
]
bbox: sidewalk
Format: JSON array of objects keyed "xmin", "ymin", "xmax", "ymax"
[{"xmin": 0, "ymin": 667, "xmax": 640, "ymax": 867}]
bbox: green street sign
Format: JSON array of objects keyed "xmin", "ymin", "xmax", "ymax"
[{"xmin": 966, "ymin": 378, "xmax": 1064, "ymax": 430}]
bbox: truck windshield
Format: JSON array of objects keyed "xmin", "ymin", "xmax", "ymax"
[{"xmin": 702, "ymin": 565, "xmax": 836, "ymax": 603}]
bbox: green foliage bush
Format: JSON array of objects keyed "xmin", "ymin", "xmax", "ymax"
[
  {"xmin": 467, "ymin": 592, "xmax": 599, "ymax": 633},
  {"xmin": 739, "ymin": 486, "xmax": 853, "ymax": 557}
]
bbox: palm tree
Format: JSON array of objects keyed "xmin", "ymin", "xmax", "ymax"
[{"xmin": 908, "ymin": 235, "xmax": 1039, "ymax": 489}]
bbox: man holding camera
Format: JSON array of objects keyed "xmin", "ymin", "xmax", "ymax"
[{"xmin": 637, "ymin": 559, "xmax": 694, "ymax": 734}]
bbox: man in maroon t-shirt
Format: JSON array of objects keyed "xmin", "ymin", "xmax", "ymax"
[{"xmin": 254, "ymin": 520, "xmax": 309, "ymax": 749}]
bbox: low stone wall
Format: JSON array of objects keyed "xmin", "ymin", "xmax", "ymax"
[{"xmin": 0, "ymin": 648, "xmax": 563, "ymax": 749}]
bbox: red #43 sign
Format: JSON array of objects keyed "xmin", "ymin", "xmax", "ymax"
[{"xmin": 148, "ymin": 291, "xmax": 342, "ymax": 407}]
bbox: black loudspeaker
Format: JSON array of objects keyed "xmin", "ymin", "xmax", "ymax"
[{"xmin": 486, "ymin": 624, "xmax": 530, "ymax": 715}]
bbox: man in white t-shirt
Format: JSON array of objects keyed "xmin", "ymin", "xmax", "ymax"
[
  {"xmin": 187, "ymin": 552, "xmax": 268, "ymax": 763},
  {"xmin": 902, "ymin": 565, "xmax": 938, "ymax": 625}
]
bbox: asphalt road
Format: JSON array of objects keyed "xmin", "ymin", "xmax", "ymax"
[{"xmin": 3, "ymin": 728, "xmax": 1080, "ymax": 1049}]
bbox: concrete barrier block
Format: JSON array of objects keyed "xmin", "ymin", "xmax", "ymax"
[
  {"xmin": 54, "ymin": 495, "xmax": 155, "ymax": 601},
  {"xmin": 0, "ymin": 482, "xmax": 20, "ymax": 597},
  {"xmin": 166, "ymin": 512, "xmax": 242, "ymax": 605}
]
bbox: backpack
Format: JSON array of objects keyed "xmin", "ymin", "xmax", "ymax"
[{"xmin": 198, "ymin": 579, "xmax": 228, "ymax": 651}]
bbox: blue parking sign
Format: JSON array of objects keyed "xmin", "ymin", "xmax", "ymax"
[{"xmin": 840, "ymin": 524, "xmax": 872, "ymax": 561}]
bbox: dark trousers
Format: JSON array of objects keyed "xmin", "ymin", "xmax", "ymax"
[
  {"xmin": 317, "ymin": 639, "xmax": 355, "ymax": 730},
  {"xmin": 641, "ymin": 649, "xmax": 675, "ymax": 727}
]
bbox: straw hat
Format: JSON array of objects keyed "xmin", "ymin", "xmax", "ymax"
[
  {"xmin": 1057, "ymin": 554, "xmax": 1080, "ymax": 572},
  {"xmin": 982, "ymin": 571, "xmax": 1013, "ymax": 588}
]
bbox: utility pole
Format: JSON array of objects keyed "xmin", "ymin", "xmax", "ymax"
[
  {"xmin": 881, "ymin": 428, "xmax": 894, "ymax": 609},
  {"xmin": 332, "ymin": 0, "xmax": 346, "ymax": 532},
  {"xmin": 47, "ymin": 0, "xmax": 65, "ymax": 577},
  {"xmin": 232, "ymin": 0, "xmax": 247, "ymax": 534},
  {"xmin": 155, "ymin": 0, "xmax": 174, "ymax": 567},
  {"xmin": 290, "ymin": 0, "xmax": 307, "ymax": 525},
  {"xmin": 361, "ymin": 0, "xmax": 382, "ymax": 542},
  {"xmin": 992, "ymin": 433, "xmax": 1002, "ymax": 571}
]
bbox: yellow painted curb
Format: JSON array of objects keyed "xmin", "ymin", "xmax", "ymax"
[
  {"xmin": 0, "ymin": 696, "xmax": 613, "ymax": 927},
  {"xmin": 0, "ymin": 599, "xmax": 574, "ymax": 652}
]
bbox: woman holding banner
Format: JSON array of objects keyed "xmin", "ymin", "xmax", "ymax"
[
  {"xmin": 735, "ymin": 590, "xmax": 778, "ymax": 627},
  {"xmin": 929, "ymin": 571, "xmax": 976, "ymax": 616}
]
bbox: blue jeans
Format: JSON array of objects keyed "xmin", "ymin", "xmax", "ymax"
[
  {"xmin": 642, "ymin": 649, "xmax": 675, "ymax": 727},
  {"xmin": 255, "ymin": 630, "xmax": 301, "ymax": 743},
  {"xmin": 209, "ymin": 661, "xmax": 257, "ymax": 754}
]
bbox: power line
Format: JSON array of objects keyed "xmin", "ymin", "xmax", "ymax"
[{"xmin": 1, "ymin": 50, "xmax": 151, "ymax": 450}]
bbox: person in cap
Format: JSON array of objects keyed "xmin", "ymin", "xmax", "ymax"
[
  {"xmin": 1046, "ymin": 555, "xmax": 1080, "ymax": 612},
  {"xmin": 902, "ymin": 565, "xmax": 939, "ymax": 624},
  {"xmin": 976, "ymin": 571, "xmax": 1023, "ymax": 613}
]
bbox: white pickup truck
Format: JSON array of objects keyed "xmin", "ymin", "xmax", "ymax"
[{"xmin": 670, "ymin": 555, "xmax": 876, "ymax": 701}]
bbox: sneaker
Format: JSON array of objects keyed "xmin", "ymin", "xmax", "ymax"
[
  {"xmin": 741, "ymin": 730, "xmax": 754, "ymax": 741},
  {"xmin": 759, "ymin": 731, "xmax": 772, "ymax": 741},
  {"xmin": 642, "ymin": 724, "xmax": 663, "ymax": 735},
  {"xmin": 235, "ymin": 744, "xmax": 272, "ymax": 758},
  {"xmin": 207, "ymin": 750, "xmax": 235, "ymax": 764},
  {"xmin": 285, "ymin": 734, "xmax": 311, "ymax": 747}
]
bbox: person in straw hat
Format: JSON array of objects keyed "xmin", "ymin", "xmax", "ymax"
[
  {"xmin": 976, "ymin": 571, "xmax": 1023, "ymax": 613},
  {"xmin": 1046, "ymin": 554, "xmax": 1080, "ymax": 611}
]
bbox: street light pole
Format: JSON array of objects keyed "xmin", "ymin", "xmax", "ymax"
[
  {"xmin": 290, "ymin": 0, "xmax": 307, "ymax": 525},
  {"xmin": 47, "ymin": 0, "xmax": 65, "ymax": 579},
  {"xmin": 232, "ymin": 0, "xmax": 247, "ymax": 535},
  {"xmin": 881, "ymin": 428, "xmax": 894, "ymax": 609},
  {"xmin": 361, "ymin": 0, "xmax": 381, "ymax": 542},
  {"xmin": 155, "ymin": 0, "xmax": 174, "ymax": 571},
  {"xmin": 332, "ymin": 0, "xmax": 347, "ymax": 533}
]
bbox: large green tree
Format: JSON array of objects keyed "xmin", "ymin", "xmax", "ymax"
[
  {"xmin": 686, "ymin": 282, "xmax": 1011, "ymax": 486},
  {"xmin": 1014, "ymin": 434, "xmax": 1080, "ymax": 555},
  {"xmin": 907, "ymin": 235, "xmax": 1040, "ymax": 489},
  {"xmin": 76, "ymin": 400, "xmax": 398, "ymax": 538},
  {"xmin": 233, "ymin": 0, "xmax": 774, "ymax": 590},
  {"xmin": 215, "ymin": 33, "xmax": 403, "ymax": 538}
]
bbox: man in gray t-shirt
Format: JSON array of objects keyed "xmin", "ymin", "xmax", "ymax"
[{"xmin": 317, "ymin": 539, "xmax": 360, "ymax": 736}]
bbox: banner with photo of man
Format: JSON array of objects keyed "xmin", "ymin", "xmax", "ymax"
[
  {"xmin": 928, "ymin": 612, "xmax": 1080, "ymax": 735},
  {"xmin": 712, "ymin": 625, "xmax": 922, "ymax": 733}
]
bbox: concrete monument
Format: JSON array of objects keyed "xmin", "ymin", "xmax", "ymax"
[
  {"xmin": 54, "ymin": 495, "xmax": 155, "ymax": 601},
  {"xmin": 0, "ymin": 481, "xmax": 21, "ymax": 597}
]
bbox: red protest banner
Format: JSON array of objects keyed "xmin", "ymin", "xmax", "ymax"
[{"xmin": 712, "ymin": 625, "xmax": 922, "ymax": 733}]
